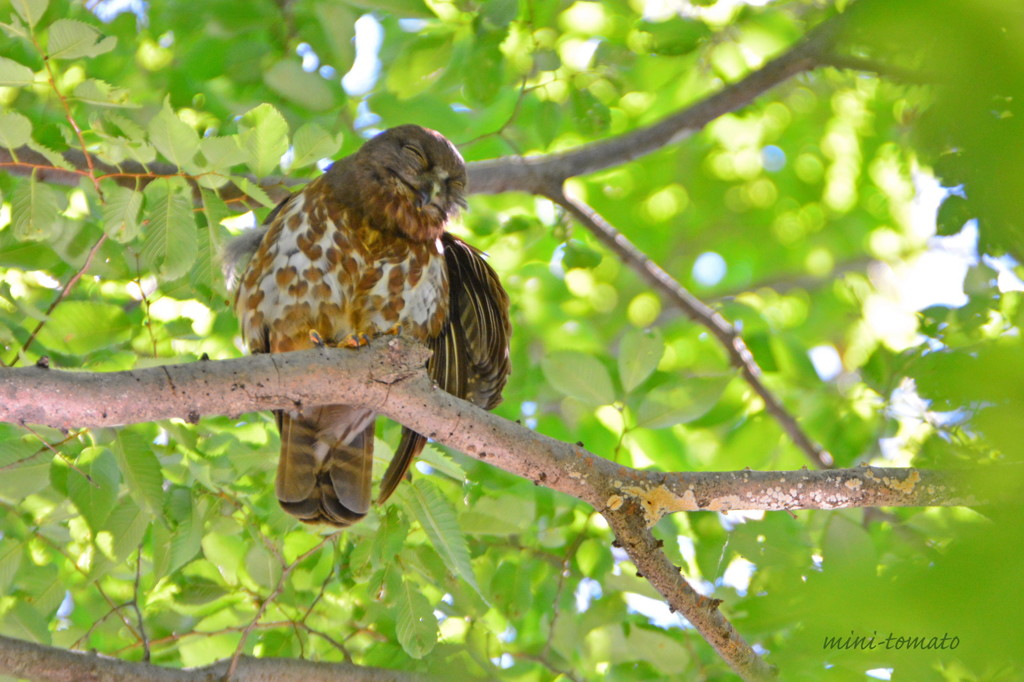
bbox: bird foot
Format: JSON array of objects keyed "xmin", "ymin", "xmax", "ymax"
[
  {"xmin": 338, "ymin": 332, "xmax": 373, "ymax": 348},
  {"xmin": 381, "ymin": 324, "xmax": 403, "ymax": 337},
  {"xmin": 309, "ymin": 330, "xmax": 326, "ymax": 348}
]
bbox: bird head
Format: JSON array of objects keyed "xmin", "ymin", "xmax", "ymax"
[{"xmin": 350, "ymin": 125, "xmax": 468, "ymax": 241}]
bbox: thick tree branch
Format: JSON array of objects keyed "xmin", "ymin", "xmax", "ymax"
[
  {"xmin": 0, "ymin": 342, "xmax": 997, "ymax": 681},
  {"xmin": 0, "ymin": 340, "xmax": 989, "ymax": 514},
  {"xmin": 0, "ymin": 633, "xmax": 421, "ymax": 682}
]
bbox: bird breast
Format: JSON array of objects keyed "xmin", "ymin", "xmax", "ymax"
[{"xmin": 236, "ymin": 187, "xmax": 449, "ymax": 354}]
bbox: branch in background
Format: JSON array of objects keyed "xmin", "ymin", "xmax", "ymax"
[
  {"xmin": 603, "ymin": 501, "xmax": 777, "ymax": 682},
  {"xmin": 0, "ymin": 341, "xmax": 998, "ymax": 681},
  {"xmin": 465, "ymin": 14, "xmax": 846, "ymax": 195},
  {"xmin": 0, "ymin": 11, "xmax": 852, "ymax": 206},
  {"xmin": 0, "ymin": 633, "xmax": 423, "ymax": 682},
  {"xmin": 821, "ymin": 53, "xmax": 936, "ymax": 85},
  {"xmin": 552, "ymin": 190, "xmax": 834, "ymax": 468},
  {"xmin": 0, "ymin": 146, "xmax": 297, "ymax": 209}
]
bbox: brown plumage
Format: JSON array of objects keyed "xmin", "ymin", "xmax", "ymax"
[{"xmin": 227, "ymin": 125, "xmax": 511, "ymax": 527}]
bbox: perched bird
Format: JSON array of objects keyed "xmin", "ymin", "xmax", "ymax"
[{"xmin": 226, "ymin": 125, "xmax": 511, "ymax": 527}]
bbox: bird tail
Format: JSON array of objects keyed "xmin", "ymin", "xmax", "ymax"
[
  {"xmin": 275, "ymin": 406, "xmax": 375, "ymax": 527},
  {"xmin": 377, "ymin": 427, "xmax": 426, "ymax": 504}
]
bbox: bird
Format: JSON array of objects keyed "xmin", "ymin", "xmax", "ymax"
[{"xmin": 225, "ymin": 125, "xmax": 511, "ymax": 527}]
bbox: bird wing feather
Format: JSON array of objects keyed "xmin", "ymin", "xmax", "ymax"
[{"xmin": 377, "ymin": 233, "xmax": 511, "ymax": 503}]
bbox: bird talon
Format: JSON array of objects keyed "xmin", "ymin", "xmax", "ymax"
[
  {"xmin": 309, "ymin": 330, "xmax": 326, "ymax": 348},
  {"xmin": 382, "ymin": 324, "xmax": 403, "ymax": 337},
  {"xmin": 339, "ymin": 333, "xmax": 372, "ymax": 348}
]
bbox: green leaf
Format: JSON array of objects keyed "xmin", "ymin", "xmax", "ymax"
[
  {"xmin": 394, "ymin": 576, "xmax": 438, "ymax": 658},
  {"xmin": 313, "ymin": 2, "xmax": 356, "ymax": 69},
  {"xmin": 1, "ymin": 602, "xmax": 50, "ymax": 645},
  {"xmin": 0, "ymin": 56, "xmax": 34, "ymax": 87},
  {"xmin": 101, "ymin": 184, "xmax": 143, "ymax": 242},
  {"xmin": 73, "ymin": 78, "xmax": 133, "ymax": 107},
  {"xmin": 401, "ymin": 478, "xmax": 481, "ymax": 596},
  {"xmin": 263, "ymin": 59, "xmax": 335, "ymax": 112},
  {"xmin": 418, "ymin": 444, "xmax": 466, "ymax": 484},
  {"xmin": 200, "ymin": 135, "xmax": 247, "ymax": 170},
  {"xmin": 11, "ymin": 0, "xmax": 48, "ymax": 28},
  {"xmin": 576, "ymin": 538, "xmax": 610, "ymax": 577},
  {"xmin": 635, "ymin": 377, "xmax": 731, "ymax": 429},
  {"xmin": 66, "ymin": 446, "xmax": 121, "ymax": 534},
  {"xmin": 201, "ymin": 532, "xmax": 246, "ymax": 583},
  {"xmin": 0, "ymin": 111, "xmax": 32, "ymax": 148},
  {"xmin": 936, "ymin": 194, "xmax": 972, "ymax": 237},
  {"xmin": 0, "ymin": 438, "xmax": 49, "ymax": 501},
  {"xmin": 570, "ymin": 90, "xmax": 611, "ymax": 137},
  {"xmin": 290, "ymin": 122, "xmax": 342, "ymax": 170},
  {"xmin": 634, "ymin": 17, "xmax": 712, "ymax": 56},
  {"xmin": 26, "ymin": 139, "xmax": 73, "ymax": 170},
  {"xmin": 113, "ymin": 428, "xmax": 164, "ymax": 517},
  {"xmin": 168, "ymin": 500, "xmax": 204, "ymax": 573},
  {"xmin": 11, "ymin": 173, "xmax": 58, "ymax": 241},
  {"xmin": 238, "ymin": 103, "xmax": 289, "ymax": 177},
  {"xmin": 194, "ymin": 189, "xmax": 231, "ymax": 294},
  {"xmin": 35, "ymin": 301, "xmax": 132, "ymax": 355},
  {"xmin": 563, "ymin": 239, "xmax": 603, "ymax": 270},
  {"xmin": 385, "ymin": 35, "xmax": 455, "ymax": 100},
  {"xmin": 231, "ymin": 176, "xmax": 276, "ymax": 208},
  {"xmin": 355, "ymin": 0, "xmax": 431, "ymax": 18},
  {"xmin": 0, "ymin": 539, "xmax": 23, "ymax": 595},
  {"xmin": 47, "ymin": 19, "xmax": 116, "ymax": 60},
  {"xmin": 542, "ymin": 350, "xmax": 615, "ymax": 406},
  {"xmin": 585, "ymin": 623, "xmax": 690, "ymax": 674},
  {"xmin": 619, "ymin": 327, "xmax": 665, "ymax": 393},
  {"xmin": 101, "ymin": 498, "xmax": 153, "ymax": 563},
  {"xmin": 371, "ymin": 506, "xmax": 410, "ymax": 569},
  {"xmin": 148, "ymin": 98, "xmax": 199, "ymax": 168},
  {"xmin": 245, "ymin": 543, "xmax": 282, "ymax": 590},
  {"xmin": 141, "ymin": 179, "xmax": 198, "ymax": 280}
]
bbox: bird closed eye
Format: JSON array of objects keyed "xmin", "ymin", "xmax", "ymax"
[{"xmin": 402, "ymin": 143, "xmax": 427, "ymax": 165}]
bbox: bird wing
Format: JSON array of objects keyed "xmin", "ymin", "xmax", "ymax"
[{"xmin": 377, "ymin": 232, "xmax": 511, "ymax": 503}]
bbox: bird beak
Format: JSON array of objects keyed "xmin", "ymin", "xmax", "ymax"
[{"xmin": 415, "ymin": 187, "xmax": 432, "ymax": 208}]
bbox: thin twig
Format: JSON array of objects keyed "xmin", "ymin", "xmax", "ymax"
[
  {"xmin": 821, "ymin": 53, "xmax": 935, "ymax": 84},
  {"xmin": 542, "ymin": 515, "xmax": 592, "ymax": 661},
  {"xmin": 32, "ymin": 32, "xmax": 103, "ymax": 198},
  {"xmin": 133, "ymin": 545, "xmax": 151, "ymax": 662},
  {"xmin": 224, "ymin": 534, "xmax": 338, "ymax": 680},
  {"xmin": 8, "ymin": 233, "xmax": 108, "ymax": 366}
]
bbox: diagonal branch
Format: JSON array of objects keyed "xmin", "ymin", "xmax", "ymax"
[
  {"xmin": 464, "ymin": 14, "xmax": 847, "ymax": 195},
  {"xmin": 0, "ymin": 341, "xmax": 999, "ymax": 680},
  {"xmin": 552, "ymin": 190, "xmax": 833, "ymax": 468}
]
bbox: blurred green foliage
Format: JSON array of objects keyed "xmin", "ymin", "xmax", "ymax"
[{"xmin": 1, "ymin": 0, "xmax": 1023, "ymax": 679}]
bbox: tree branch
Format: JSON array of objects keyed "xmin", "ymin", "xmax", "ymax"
[
  {"xmin": 0, "ymin": 340, "xmax": 989, "ymax": 514},
  {"xmin": 0, "ymin": 633, "xmax": 422, "ymax": 682},
  {"xmin": 551, "ymin": 190, "xmax": 834, "ymax": 468},
  {"xmin": 0, "ymin": 341, "xmax": 998, "ymax": 681},
  {"xmin": 0, "ymin": 11, "xmax": 851, "ymax": 206},
  {"xmin": 465, "ymin": 14, "xmax": 845, "ymax": 195}
]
